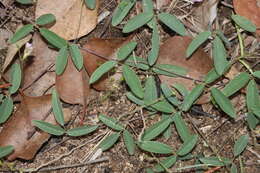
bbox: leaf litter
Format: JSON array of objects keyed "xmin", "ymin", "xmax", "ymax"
[
  {"xmin": 0, "ymin": 94, "xmax": 71, "ymax": 160},
  {"xmin": 35, "ymin": 0, "xmax": 99, "ymax": 40}
]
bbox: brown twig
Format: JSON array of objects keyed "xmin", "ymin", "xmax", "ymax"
[
  {"xmin": 0, "ymin": 83, "xmax": 11, "ymax": 89},
  {"xmin": 186, "ymin": 113, "xmax": 229, "ymax": 172},
  {"xmin": 22, "ymin": 132, "xmax": 106, "ymax": 172},
  {"xmin": 204, "ymin": 166, "xmax": 222, "ymax": 173},
  {"xmin": 216, "ymin": 121, "xmax": 245, "ymax": 154},
  {"xmin": 0, "ymin": 157, "xmax": 109, "ymax": 172},
  {"xmin": 22, "ymin": 63, "xmax": 55, "ymax": 91}
]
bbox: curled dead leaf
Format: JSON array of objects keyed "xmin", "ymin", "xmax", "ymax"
[
  {"xmin": 3, "ymin": 34, "xmax": 31, "ymax": 72},
  {"xmin": 233, "ymin": 0, "xmax": 260, "ymax": 36},
  {"xmin": 35, "ymin": 0, "xmax": 99, "ymax": 40},
  {"xmin": 192, "ymin": 0, "xmax": 219, "ymax": 32},
  {"xmin": 158, "ymin": 36, "xmax": 213, "ymax": 104},
  {"xmin": 0, "ymin": 94, "xmax": 71, "ymax": 161}
]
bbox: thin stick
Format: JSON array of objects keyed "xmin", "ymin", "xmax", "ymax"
[
  {"xmin": 22, "ymin": 133, "xmax": 106, "ymax": 172},
  {"xmin": 17, "ymin": 157, "xmax": 109, "ymax": 173}
]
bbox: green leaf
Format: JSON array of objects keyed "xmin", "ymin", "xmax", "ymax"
[
  {"xmin": 125, "ymin": 55, "xmax": 149, "ymax": 70},
  {"xmin": 186, "ymin": 31, "xmax": 211, "ymax": 57},
  {"xmin": 117, "ymin": 41, "xmax": 137, "ymax": 61},
  {"xmin": 36, "ymin": 14, "xmax": 56, "ymax": 26},
  {"xmin": 212, "ymin": 36, "xmax": 228, "ymax": 75},
  {"xmin": 126, "ymin": 92, "xmax": 144, "ymax": 106},
  {"xmin": 246, "ymin": 80, "xmax": 260, "ymax": 118},
  {"xmin": 112, "ymin": 0, "xmax": 136, "ymax": 26},
  {"xmin": 52, "ymin": 89, "xmax": 64, "ymax": 126},
  {"xmin": 148, "ymin": 23, "xmax": 159, "ymax": 66},
  {"xmin": 153, "ymin": 64, "xmax": 187, "ymax": 78},
  {"xmin": 146, "ymin": 168, "xmax": 154, "ymax": 173},
  {"xmin": 39, "ymin": 28, "xmax": 67, "ymax": 49},
  {"xmin": 211, "ymin": 88, "xmax": 236, "ymax": 118},
  {"xmin": 161, "ymin": 83, "xmax": 180, "ymax": 106},
  {"xmin": 9, "ymin": 24, "xmax": 33, "ymax": 44},
  {"xmin": 66, "ymin": 125, "xmax": 98, "ymax": 136},
  {"xmin": 9, "ymin": 63, "xmax": 22, "ymax": 94},
  {"xmin": 231, "ymin": 163, "xmax": 238, "ymax": 173},
  {"xmin": 172, "ymin": 112, "xmax": 191, "ymax": 142},
  {"xmin": 204, "ymin": 68, "xmax": 221, "ymax": 84},
  {"xmin": 123, "ymin": 12, "xmax": 153, "ymax": 33},
  {"xmin": 146, "ymin": 17, "xmax": 156, "ymax": 29},
  {"xmin": 158, "ymin": 12, "xmax": 186, "ymax": 36},
  {"xmin": 0, "ymin": 145, "xmax": 14, "ymax": 158},
  {"xmin": 0, "ymin": 97, "xmax": 13, "ymax": 124},
  {"xmin": 154, "ymin": 156, "xmax": 177, "ymax": 172},
  {"xmin": 123, "ymin": 130, "xmax": 135, "ymax": 155},
  {"xmin": 172, "ymin": 83, "xmax": 189, "ymax": 97},
  {"xmin": 216, "ymin": 30, "xmax": 231, "ymax": 48},
  {"xmin": 177, "ymin": 153, "xmax": 195, "ymax": 161},
  {"xmin": 233, "ymin": 135, "xmax": 249, "ymax": 157},
  {"xmin": 222, "ymin": 72, "xmax": 250, "ymax": 97},
  {"xmin": 177, "ymin": 135, "xmax": 198, "ymax": 156},
  {"xmin": 246, "ymin": 112, "xmax": 259, "ymax": 130},
  {"xmin": 253, "ymin": 71, "xmax": 260, "ymax": 79},
  {"xmin": 138, "ymin": 141, "xmax": 173, "ymax": 154},
  {"xmin": 142, "ymin": 0, "xmax": 153, "ymax": 14},
  {"xmin": 89, "ymin": 61, "xmax": 117, "ymax": 84},
  {"xmin": 0, "ymin": 94, "xmax": 3, "ymax": 102},
  {"xmin": 182, "ymin": 84, "xmax": 205, "ymax": 111},
  {"xmin": 231, "ymin": 14, "xmax": 256, "ymax": 33},
  {"xmin": 16, "ymin": 0, "xmax": 33, "ymax": 4},
  {"xmin": 142, "ymin": 117, "xmax": 172, "ymax": 141},
  {"xmin": 99, "ymin": 132, "xmax": 120, "ymax": 151},
  {"xmin": 152, "ymin": 99, "xmax": 175, "ymax": 113},
  {"xmin": 69, "ymin": 44, "xmax": 83, "ymax": 71},
  {"xmin": 32, "ymin": 120, "xmax": 65, "ymax": 136},
  {"xmin": 99, "ymin": 114, "xmax": 124, "ymax": 131},
  {"xmin": 144, "ymin": 76, "xmax": 158, "ymax": 105},
  {"xmin": 162, "ymin": 115, "xmax": 172, "ymax": 140},
  {"xmin": 84, "ymin": 0, "xmax": 96, "ymax": 9},
  {"xmin": 199, "ymin": 157, "xmax": 231, "ymax": 166},
  {"xmin": 55, "ymin": 46, "xmax": 68, "ymax": 75},
  {"xmin": 122, "ymin": 65, "xmax": 144, "ymax": 98}
]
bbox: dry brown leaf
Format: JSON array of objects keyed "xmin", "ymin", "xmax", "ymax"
[
  {"xmin": 233, "ymin": 0, "xmax": 260, "ymax": 36},
  {"xmin": 35, "ymin": 0, "xmax": 99, "ymax": 40},
  {"xmin": 82, "ymin": 37, "xmax": 131, "ymax": 90},
  {"xmin": 24, "ymin": 71, "xmax": 56, "ymax": 96},
  {"xmin": 192, "ymin": 0, "xmax": 219, "ymax": 32},
  {"xmin": 3, "ymin": 34, "xmax": 32, "ymax": 72},
  {"xmin": 0, "ymin": 94, "xmax": 71, "ymax": 161},
  {"xmin": 56, "ymin": 57, "xmax": 90, "ymax": 105},
  {"xmin": 22, "ymin": 33, "xmax": 57, "ymax": 96},
  {"xmin": 158, "ymin": 36, "xmax": 213, "ymax": 104},
  {"xmin": 0, "ymin": 29, "xmax": 12, "ymax": 50}
]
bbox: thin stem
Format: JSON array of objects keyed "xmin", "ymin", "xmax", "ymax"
[
  {"xmin": 235, "ymin": 24, "xmax": 254, "ymax": 74},
  {"xmin": 239, "ymin": 59, "xmax": 254, "ymax": 74},
  {"xmin": 236, "ymin": 25, "xmax": 244, "ymax": 57},
  {"xmin": 80, "ymin": 47, "xmax": 205, "ymax": 84}
]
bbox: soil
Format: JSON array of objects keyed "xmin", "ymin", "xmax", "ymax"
[{"xmin": 0, "ymin": 0, "xmax": 259, "ymax": 173}]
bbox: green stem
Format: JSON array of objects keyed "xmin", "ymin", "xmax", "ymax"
[
  {"xmin": 236, "ymin": 25, "xmax": 244, "ymax": 57},
  {"xmin": 235, "ymin": 24, "xmax": 254, "ymax": 74},
  {"xmin": 239, "ymin": 155, "xmax": 244, "ymax": 173},
  {"xmin": 239, "ymin": 59, "xmax": 254, "ymax": 74}
]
